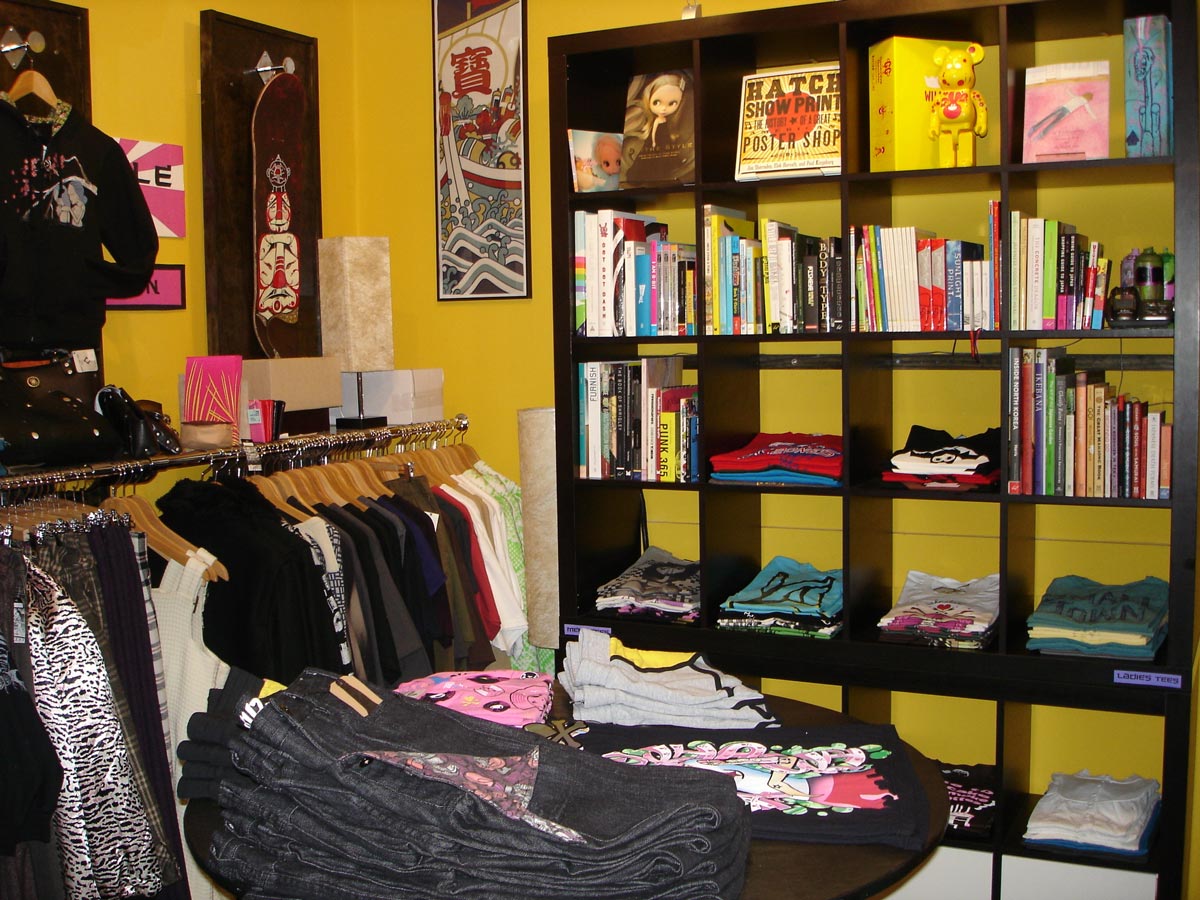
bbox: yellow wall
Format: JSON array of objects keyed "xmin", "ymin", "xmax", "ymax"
[{"xmin": 66, "ymin": 0, "xmax": 1197, "ymax": 893}]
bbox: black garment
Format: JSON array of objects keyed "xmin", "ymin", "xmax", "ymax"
[
  {"xmin": 0, "ymin": 101, "xmax": 157, "ymax": 350},
  {"xmin": 577, "ymin": 721, "xmax": 931, "ymax": 850},
  {"xmin": 434, "ymin": 492, "xmax": 497, "ymax": 669},
  {"xmin": 156, "ymin": 479, "xmax": 342, "ymax": 683}
]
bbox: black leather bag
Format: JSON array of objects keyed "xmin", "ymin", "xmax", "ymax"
[
  {"xmin": 96, "ymin": 385, "xmax": 183, "ymax": 459},
  {"xmin": 0, "ymin": 352, "xmax": 124, "ymax": 469}
]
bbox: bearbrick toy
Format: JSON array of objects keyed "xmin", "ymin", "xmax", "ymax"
[{"xmin": 929, "ymin": 43, "xmax": 988, "ymax": 167}]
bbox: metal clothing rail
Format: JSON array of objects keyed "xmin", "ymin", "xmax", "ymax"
[{"xmin": 0, "ymin": 414, "xmax": 469, "ymax": 503}]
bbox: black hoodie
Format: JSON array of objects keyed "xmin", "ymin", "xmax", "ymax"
[{"xmin": 0, "ymin": 99, "xmax": 158, "ymax": 350}]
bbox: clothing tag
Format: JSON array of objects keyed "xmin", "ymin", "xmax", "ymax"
[
  {"xmin": 12, "ymin": 601, "xmax": 25, "ymax": 644},
  {"xmin": 425, "ymin": 510, "xmax": 440, "ymax": 530},
  {"xmin": 71, "ymin": 348, "xmax": 99, "ymax": 373},
  {"xmin": 239, "ymin": 695, "xmax": 267, "ymax": 729}
]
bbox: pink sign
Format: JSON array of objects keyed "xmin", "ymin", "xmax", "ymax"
[
  {"xmin": 117, "ymin": 138, "xmax": 186, "ymax": 238},
  {"xmin": 107, "ymin": 264, "xmax": 186, "ymax": 310}
]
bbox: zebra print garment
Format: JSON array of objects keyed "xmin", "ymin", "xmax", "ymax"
[{"xmin": 24, "ymin": 562, "xmax": 163, "ymax": 900}]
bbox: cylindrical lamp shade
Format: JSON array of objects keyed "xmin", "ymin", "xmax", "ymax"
[
  {"xmin": 518, "ymin": 406, "xmax": 560, "ymax": 649},
  {"xmin": 318, "ymin": 236, "xmax": 396, "ymax": 372}
]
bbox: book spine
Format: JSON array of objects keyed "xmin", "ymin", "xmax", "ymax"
[
  {"xmin": 831, "ymin": 237, "xmax": 845, "ymax": 331},
  {"xmin": 1026, "ymin": 218, "xmax": 1045, "ymax": 330},
  {"xmin": 1020, "ymin": 348, "xmax": 1035, "ymax": 494},
  {"xmin": 1033, "ymin": 348, "xmax": 1047, "ymax": 494},
  {"xmin": 1007, "ymin": 348, "xmax": 1022, "ymax": 493},
  {"xmin": 1053, "ymin": 370, "xmax": 1068, "ymax": 495},
  {"xmin": 946, "ymin": 240, "xmax": 964, "ymax": 331},
  {"xmin": 1118, "ymin": 394, "xmax": 1130, "ymax": 498},
  {"xmin": 1073, "ymin": 373, "xmax": 1089, "ymax": 497},
  {"xmin": 1132, "ymin": 400, "xmax": 1146, "ymax": 499},
  {"xmin": 1159, "ymin": 422, "xmax": 1173, "ymax": 499},
  {"xmin": 818, "ymin": 237, "xmax": 832, "ymax": 332},
  {"xmin": 1146, "ymin": 410, "xmax": 1162, "ymax": 500}
]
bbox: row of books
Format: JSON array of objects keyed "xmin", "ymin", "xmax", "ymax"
[
  {"xmin": 1008, "ymin": 348, "xmax": 1171, "ymax": 499},
  {"xmin": 1007, "ymin": 213, "xmax": 1111, "ymax": 331},
  {"xmin": 851, "ymin": 223, "xmax": 993, "ymax": 333},
  {"xmin": 578, "ymin": 356, "xmax": 699, "ymax": 483},
  {"xmin": 706, "ymin": 205, "xmax": 844, "ymax": 335},
  {"xmin": 573, "ymin": 209, "xmax": 699, "ymax": 338}
]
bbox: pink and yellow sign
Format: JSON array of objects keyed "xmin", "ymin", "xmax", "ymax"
[{"xmin": 117, "ymin": 138, "xmax": 186, "ymax": 238}]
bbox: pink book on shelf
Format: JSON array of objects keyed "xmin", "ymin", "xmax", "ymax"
[{"xmin": 1022, "ymin": 61, "xmax": 1110, "ymax": 163}]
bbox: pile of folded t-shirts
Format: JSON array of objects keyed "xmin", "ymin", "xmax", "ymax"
[
  {"xmin": 392, "ymin": 669, "xmax": 553, "ymax": 727},
  {"xmin": 939, "ymin": 761, "xmax": 999, "ymax": 838},
  {"xmin": 1024, "ymin": 770, "xmax": 1161, "ymax": 857},
  {"xmin": 210, "ymin": 668, "xmax": 752, "ymax": 900},
  {"xmin": 878, "ymin": 570, "xmax": 1000, "ymax": 649},
  {"xmin": 884, "ymin": 425, "xmax": 1001, "ymax": 490},
  {"xmin": 709, "ymin": 432, "xmax": 843, "ymax": 487},
  {"xmin": 1026, "ymin": 574, "xmax": 1168, "ymax": 659},
  {"xmin": 716, "ymin": 556, "xmax": 843, "ymax": 638},
  {"xmin": 594, "ymin": 546, "xmax": 700, "ymax": 623},
  {"xmin": 560, "ymin": 628, "xmax": 779, "ymax": 729}
]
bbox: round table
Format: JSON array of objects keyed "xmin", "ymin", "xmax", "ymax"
[{"xmin": 184, "ymin": 692, "xmax": 948, "ymax": 900}]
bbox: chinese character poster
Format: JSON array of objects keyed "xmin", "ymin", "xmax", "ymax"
[{"xmin": 434, "ymin": 0, "xmax": 529, "ymax": 300}]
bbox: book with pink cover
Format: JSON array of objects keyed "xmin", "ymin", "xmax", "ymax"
[
  {"xmin": 1022, "ymin": 61, "xmax": 1110, "ymax": 162},
  {"xmin": 185, "ymin": 355, "xmax": 243, "ymax": 440}
]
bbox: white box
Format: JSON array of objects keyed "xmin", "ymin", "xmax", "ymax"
[{"xmin": 330, "ymin": 369, "xmax": 444, "ymax": 426}]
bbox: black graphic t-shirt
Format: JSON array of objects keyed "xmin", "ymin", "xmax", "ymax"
[{"xmin": 576, "ymin": 721, "xmax": 930, "ymax": 849}]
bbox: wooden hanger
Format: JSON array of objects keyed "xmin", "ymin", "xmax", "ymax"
[
  {"xmin": 266, "ymin": 469, "xmax": 321, "ymax": 517},
  {"xmin": 248, "ymin": 473, "xmax": 305, "ymax": 521},
  {"xmin": 101, "ymin": 494, "xmax": 229, "ymax": 582},
  {"xmin": 8, "ymin": 68, "xmax": 58, "ymax": 108}
]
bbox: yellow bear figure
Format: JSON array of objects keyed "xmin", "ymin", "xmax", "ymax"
[{"xmin": 929, "ymin": 43, "xmax": 988, "ymax": 167}]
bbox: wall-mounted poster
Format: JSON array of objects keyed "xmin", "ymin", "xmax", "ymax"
[
  {"xmin": 434, "ymin": 0, "xmax": 529, "ymax": 300},
  {"xmin": 116, "ymin": 138, "xmax": 186, "ymax": 238},
  {"xmin": 107, "ymin": 264, "xmax": 185, "ymax": 310}
]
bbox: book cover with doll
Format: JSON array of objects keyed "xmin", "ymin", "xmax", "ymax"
[
  {"xmin": 568, "ymin": 129, "xmax": 624, "ymax": 192},
  {"xmin": 620, "ymin": 69, "xmax": 696, "ymax": 189}
]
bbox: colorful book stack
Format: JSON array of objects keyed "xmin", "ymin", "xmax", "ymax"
[
  {"xmin": 577, "ymin": 357, "xmax": 698, "ymax": 483},
  {"xmin": 850, "ymin": 211, "xmax": 996, "ymax": 332},
  {"xmin": 573, "ymin": 208, "xmax": 698, "ymax": 337},
  {"xmin": 1006, "ymin": 210, "xmax": 1113, "ymax": 330},
  {"xmin": 716, "ymin": 557, "xmax": 844, "ymax": 638},
  {"xmin": 1006, "ymin": 349, "xmax": 1171, "ymax": 498}
]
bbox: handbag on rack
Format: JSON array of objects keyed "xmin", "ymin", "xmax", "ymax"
[
  {"xmin": 0, "ymin": 350, "xmax": 124, "ymax": 469},
  {"xmin": 96, "ymin": 385, "xmax": 183, "ymax": 459}
]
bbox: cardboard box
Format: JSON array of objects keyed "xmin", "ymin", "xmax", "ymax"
[
  {"xmin": 330, "ymin": 369, "xmax": 445, "ymax": 426},
  {"xmin": 868, "ymin": 36, "xmax": 999, "ymax": 171},
  {"xmin": 241, "ymin": 356, "xmax": 343, "ymax": 411}
]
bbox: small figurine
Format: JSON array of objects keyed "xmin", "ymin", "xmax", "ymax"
[{"xmin": 929, "ymin": 43, "xmax": 988, "ymax": 167}]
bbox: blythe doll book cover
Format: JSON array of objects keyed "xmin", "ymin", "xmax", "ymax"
[
  {"xmin": 620, "ymin": 69, "xmax": 696, "ymax": 189},
  {"xmin": 568, "ymin": 129, "xmax": 624, "ymax": 192}
]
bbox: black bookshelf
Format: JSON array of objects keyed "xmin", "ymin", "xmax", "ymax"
[{"xmin": 549, "ymin": 1, "xmax": 1198, "ymax": 897}]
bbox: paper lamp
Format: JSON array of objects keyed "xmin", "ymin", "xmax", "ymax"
[{"xmin": 318, "ymin": 236, "xmax": 396, "ymax": 429}]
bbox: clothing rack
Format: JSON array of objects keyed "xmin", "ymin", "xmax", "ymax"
[{"xmin": 0, "ymin": 414, "xmax": 470, "ymax": 504}]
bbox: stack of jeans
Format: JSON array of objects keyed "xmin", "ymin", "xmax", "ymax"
[{"xmin": 210, "ymin": 669, "xmax": 751, "ymax": 900}]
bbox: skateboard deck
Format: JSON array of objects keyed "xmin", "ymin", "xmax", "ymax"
[{"xmin": 251, "ymin": 71, "xmax": 307, "ymax": 358}]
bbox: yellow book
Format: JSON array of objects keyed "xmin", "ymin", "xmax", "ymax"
[{"xmin": 658, "ymin": 410, "xmax": 678, "ymax": 482}]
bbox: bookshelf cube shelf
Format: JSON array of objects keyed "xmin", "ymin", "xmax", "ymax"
[{"xmin": 549, "ymin": 0, "xmax": 1197, "ymax": 896}]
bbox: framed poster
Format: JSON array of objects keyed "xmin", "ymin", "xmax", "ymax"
[
  {"xmin": 434, "ymin": 0, "xmax": 529, "ymax": 300},
  {"xmin": 107, "ymin": 264, "xmax": 185, "ymax": 310}
]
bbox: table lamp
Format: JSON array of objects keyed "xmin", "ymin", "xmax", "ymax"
[{"xmin": 318, "ymin": 236, "xmax": 395, "ymax": 429}]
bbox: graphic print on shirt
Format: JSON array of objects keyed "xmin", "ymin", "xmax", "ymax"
[
  {"xmin": 8, "ymin": 151, "xmax": 96, "ymax": 227},
  {"xmin": 602, "ymin": 738, "xmax": 899, "ymax": 815}
]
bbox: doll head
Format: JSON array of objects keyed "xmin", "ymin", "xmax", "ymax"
[
  {"xmin": 644, "ymin": 73, "xmax": 685, "ymax": 120},
  {"xmin": 593, "ymin": 134, "xmax": 623, "ymax": 175}
]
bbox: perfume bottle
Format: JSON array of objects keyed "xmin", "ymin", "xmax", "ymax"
[
  {"xmin": 1120, "ymin": 247, "xmax": 1140, "ymax": 288},
  {"xmin": 1137, "ymin": 247, "xmax": 1172, "ymax": 323}
]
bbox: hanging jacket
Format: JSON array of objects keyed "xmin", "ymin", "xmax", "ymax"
[{"xmin": 0, "ymin": 99, "xmax": 158, "ymax": 350}]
